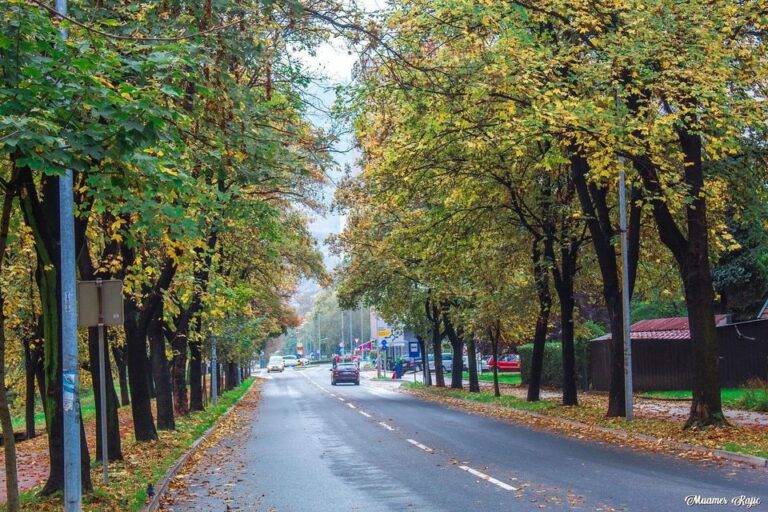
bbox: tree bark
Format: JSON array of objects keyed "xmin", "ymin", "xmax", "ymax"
[
  {"xmin": 417, "ymin": 335, "xmax": 431, "ymax": 386},
  {"xmin": 426, "ymin": 299, "xmax": 445, "ymax": 387},
  {"xmin": 149, "ymin": 311, "xmax": 175, "ymax": 431},
  {"xmin": 189, "ymin": 340, "xmax": 204, "ymax": 411},
  {"xmin": 489, "ymin": 323, "xmax": 501, "ymax": 397},
  {"xmin": 0, "ymin": 177, "xmax": 20, "ymax": 509},
  {"xmin": 466, "ymin": 337, "xmax": 479, "ymax": 393},
  {"xmin": 570, "ymin": 153, "xmax": 640, "ymax": 416},
  {"xmin": 87, "ymin": 327, "xmax": 123, "ymax": 461},
  {"xmin": 123, "ymin": 307, "xmax": 158, "ymax": 441},
  {"xmin": 527, "ymin": 240, "xmax": 551, "ymax": 402},
  {"xmin": 112, "ymin": 344, "xmax": 130, "ymax": 406},
  {"xmin": 17, "ymin": 166, "xmax": 93, "ymax": 494},
  {"xmin": 167, "ymin": 312, "xmax": 190, "ymax": 416},
  {"xmin": 443, "ymin": 313, "xmax": 464, "ymax": 389}
]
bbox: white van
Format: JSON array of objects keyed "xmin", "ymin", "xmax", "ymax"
[{"xmin": 282, "ymin": 355, "xmax": 298, "ymax": 367}]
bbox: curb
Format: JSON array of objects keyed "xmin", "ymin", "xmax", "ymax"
[
  {"xmin": 144, "ymin": 380, "xmax": 257, "ymax": 512},
  {"xmin": 403, "ymin": 388, "xmax": 768, "ymax": 470}
]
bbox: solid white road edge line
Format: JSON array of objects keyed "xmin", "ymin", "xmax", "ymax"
[
  {"xmin": 458, "ymin": 465, "xmax": 517, "ymax": 491},
  {"xmin": 406, "ymin": 439, "xmax": 434, "ymax": 452},
  {"xmin": 359, "ymin": 411, "xmax": 372, "ymax": 418},
  {"xmin": 379, "ymin": 422, "xmax": 395, "ymax": 431}
]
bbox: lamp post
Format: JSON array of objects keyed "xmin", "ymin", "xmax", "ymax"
[
  {"xmin": 616, "ymin": 91, "xmax": 634, "ymax": 421},
  {"xmin": 55, "ymin": 0, "xmax": 82, "ymax": 508}
]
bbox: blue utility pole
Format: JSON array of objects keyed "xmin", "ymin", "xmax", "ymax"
[{"xmin": 56, "ymin": 0, "xmax": 82, "ymax": 508}]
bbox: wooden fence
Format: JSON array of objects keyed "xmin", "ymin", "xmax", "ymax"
[{"xmin": 589, "ymin": 319, "xmax": 768, "ymax": 391}]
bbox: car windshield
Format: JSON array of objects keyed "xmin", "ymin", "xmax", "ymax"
[{"xmin": 337, "ymin": 363, "xmax": 357, "ymax": 370}]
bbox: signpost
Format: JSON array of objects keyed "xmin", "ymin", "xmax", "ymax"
[{"xmin": 77, "ymin": 279, "xmax": 123, "ymax": 485}]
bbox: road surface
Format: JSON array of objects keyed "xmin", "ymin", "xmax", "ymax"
[{"xmin": 164, "ymin": 365, "xmax": 767, "ymax": 511}]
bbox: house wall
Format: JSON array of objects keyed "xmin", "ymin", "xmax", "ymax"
[{"xmin": 589, "ymin": 319, "xmax": 768, "ymax": 391}]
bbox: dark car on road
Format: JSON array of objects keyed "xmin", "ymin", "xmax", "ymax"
[{"xmin": 331, "ymin": 362, "xmax": 360, "ymax": 385}]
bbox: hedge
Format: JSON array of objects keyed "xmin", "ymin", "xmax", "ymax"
[{"xmin": 518, "ymin": 338, "xmax": 591, "ymax": 389}]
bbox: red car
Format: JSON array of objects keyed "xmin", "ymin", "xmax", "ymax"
[
  {"xmin": 488, "ymin": 354, "xmax": 521, "ymax": 372},
  {"xmin": 331, "ymin": 362, "xmax": 360, "ymax": 385}
]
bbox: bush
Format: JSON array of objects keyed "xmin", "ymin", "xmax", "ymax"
[
  {"xmin": 735, "ymin": 378, "xmax": 768, "ymax": 412},
  {"xmin": 519, "ymin": 338, "xmax": 591, "ymax": 389}
]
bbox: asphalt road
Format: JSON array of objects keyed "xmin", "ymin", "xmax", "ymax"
[{"xmin": 165, "ymin": 365, "xmax": 768, "ymax": 511}]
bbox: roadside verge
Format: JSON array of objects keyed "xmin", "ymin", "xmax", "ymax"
[{"xmin": 402, "ymin": 383, "xmax": 768, "ymax": 470}]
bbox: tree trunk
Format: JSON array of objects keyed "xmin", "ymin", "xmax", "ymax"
[
  {"xmin": 149, "ymin": 312, "xmax": 175, "ymax": 431},
  {"xmin": 417, "ymin": 335, "xmax": 431, "ymax": 386},
  {"xmin": 189, "ymin": 339, "xmax": 204, "ymax": 411},
  {"xmin": 123, "ymin": 306, "xmax": 158, "ymax": 441},
  {"xmin": 570, "ymin": 153, "xmax": 631, "ymax": 417},
  {"xmin": 527, "ymin": 240, "xmax": 551, "ymax": 402},
  {"xmin": 559, "ymin": 271, "xmax": 578, "ymax": 406},
  {"xmin": 490, "ymin": 325, "xmax": 500, "ymax": 398},
  {"xmin": 0, "ymin": 294, "xmax": 20, "ymax": 512},
  {"xmin": 443, "ymin": 314, "xmax": 464, "ymax": 389},
  {"xmin": 431, "ymin": 323, "xmax": 445, "ymax": 388},
  {"xmin": 23, "ymin": 333, "xmax": 40, "ymax": 440},
  {"xmin": 17, "ymin": 168, "xmax": 93, "ymax": 494},
  {"xmin": 87, "ymin": 327, "xmax": 123, "ymax": 461},
  {"xmin": 168, "ymin": 322, "xmax": 189, "ymax": 416},
  {"xmin": 112, "ymin": 344, "xmax": 130, "ymax": 406},
  {"xmin": 466, "ymin": 337, "xmax": 479, "ymax": 393}
]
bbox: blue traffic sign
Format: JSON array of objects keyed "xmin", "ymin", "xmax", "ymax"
[
  {"xmin": 408, "ymin": 341, "xmax": 420, "ymax": 358},
  {"xmin": 380, "ymin": 340, "xmax": 388, "ymax": 350}
]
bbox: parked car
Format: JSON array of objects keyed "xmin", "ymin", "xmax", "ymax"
[
  {"xmin": 427, "ymin": 353, "xmax": 453, "ymax": 373},
  {"xmin": 488, "ymin": 354, "xmax": 521, "ymax": 372},
  {"xmin": 481, "ymin": 355, "xmax": 491, "ymax": 372},
  {"xmin": 297, "ymin": 357, "xmax": 309, "ymax": 366},
  {"xmin": 267, "ymin": 356, "xmax": 284, "ymax": 373},
  {"xmin": 283, "ymin": 355, "xmax": 298, "ymax": 367},
  {"xmin": 331, "ymin": 362, "xmax": 360, "ymax": 385}
]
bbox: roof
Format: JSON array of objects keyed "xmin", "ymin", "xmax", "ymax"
[{"xmin": 593, "ymin": 315, "xmax": 729, "ymax": 341}]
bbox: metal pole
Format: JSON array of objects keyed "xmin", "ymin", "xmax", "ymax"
[
  {"xmin": 340, "ymin": 308, "xmax": 344, "ymax": 356},
  {"xmin": 56, "ymin": 0, "xmax": 82, "ymax": 507},
  {"xmin": 619, "ymin": 154, "xmax": 634, "ymax": 421},
  {"xmin": 211, "ymin": 337, "xmax": 218, "ymax": 406},
  {"xmin": 96, "ymin": 280, "xmax": 108, "ymax": 484}
]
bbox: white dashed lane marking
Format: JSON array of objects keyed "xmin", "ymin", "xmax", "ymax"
[
  {"xmin": 406, "ymin": 439, "xmax": 434, "ymax": 453},
  {"xmin": 458, "ymin": 465, "xmax": 517, "ymax": 491},
  {"xmin": 359, "ymin": 411, "xmax": 372, "ymax": 418},
  {"xmin": 347, "ymin": 403, "xmax": 356, "ymax": 409},
  {"xmin": 379, "ymin": 422, "xmax": 395, "ymax": 431}
]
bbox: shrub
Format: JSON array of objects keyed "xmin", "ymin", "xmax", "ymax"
[
  {"xmin": 735, "ymin": 378, "xmax": 768, "ymax": 412},
  {"xmin": 519, "ymin": 338, "xmax": 591, "ymax": 389}
]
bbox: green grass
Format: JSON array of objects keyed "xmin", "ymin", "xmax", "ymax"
[
  {"xmin": 640, "ymin": 387, "xmax": 768, "ymax": 411},
  {"xmin": 404, "ymin": 382, "xmax": 554, "ymax": 413},
  {"xmin": 721, "ymin": 442, "xmax": 768, "ymax": 459},
  {"xmin": 462, "ymin": 371, "xmax": 522, "ymax": 385},
  {"xmin": 11, "ymin": 386, "xmax": 123, "ymax": 431}
]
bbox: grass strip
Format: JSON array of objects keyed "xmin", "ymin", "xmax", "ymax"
[{"xmin": 404, "ymin": 382, "xmax": 768, "ymax": 462}]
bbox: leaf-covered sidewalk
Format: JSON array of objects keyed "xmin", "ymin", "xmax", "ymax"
[{"xmin": 0, "ymin": 379, "xmax": 258, "ymax": 511}]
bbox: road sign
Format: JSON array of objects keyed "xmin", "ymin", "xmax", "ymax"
[
  {"xmin": 377, "ymin": 329, "xmax": 391, "ymax": 337},
  {"xmin": 380, "ymin": 340, "xmax": 388, "ymax": 350},
  {"xmin": 76, "ymin": 279, "xmax": 124, "ymax": 486},
  {"xmin": 77, "ymin": 280, "xmax": 123, "ymax": 327},
  {"xmin": 409, "ymin": 341, "xmax": 420, "ymax": 358}
]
